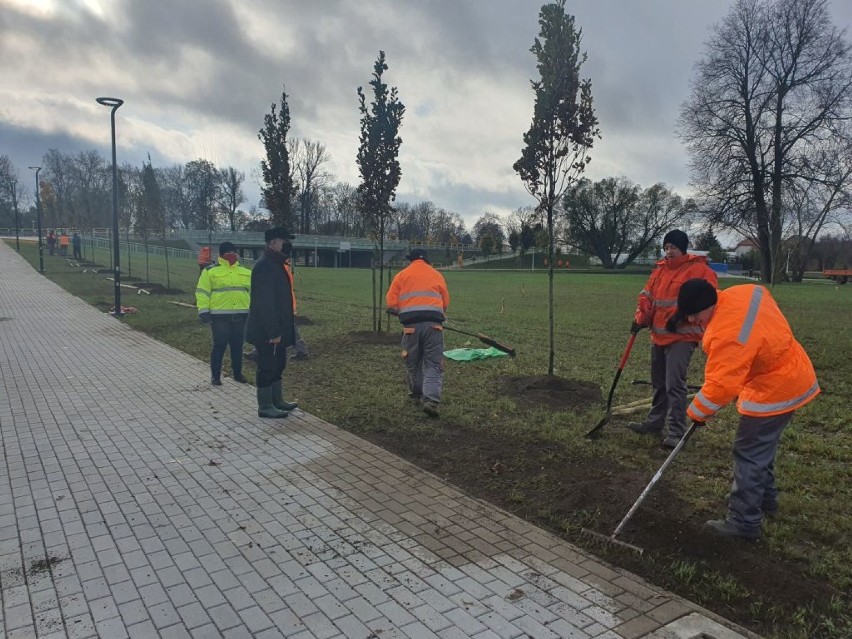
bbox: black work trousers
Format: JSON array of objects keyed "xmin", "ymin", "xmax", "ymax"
[
  {"xmin": 210, "ymin": 315, "xmax": 247, "ymax": 380},
  {"xmin": 254, "ymin": 341, "xmax": 288, "ymax": 388}
]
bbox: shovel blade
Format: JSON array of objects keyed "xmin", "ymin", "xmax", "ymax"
[{"xmin": 585, "ymin": 413, "xmax": 610, "ymax": 439}]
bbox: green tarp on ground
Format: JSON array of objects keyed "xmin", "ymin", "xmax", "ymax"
[{"xmin": 443, "ymin": 347, "xmax": 509, "ymax": 361}]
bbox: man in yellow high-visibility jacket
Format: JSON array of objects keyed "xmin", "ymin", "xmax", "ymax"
[{"xmin": 195, "ymin": 241, "xmax": 251, "ymax": 385}]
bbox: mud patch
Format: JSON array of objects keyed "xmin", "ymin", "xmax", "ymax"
[
  {"xmin": 498, "ymin": 375, "xmax": 602, "ymax": 411},
  {"xmin": 29, "ymin": 555, "xmax": 65, "ymax": 575},
  {"xmin": 295, "ymin": 315, "xmax": 315, "ymax": 326}
]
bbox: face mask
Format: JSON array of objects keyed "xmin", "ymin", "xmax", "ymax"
[{"xmin": 223, "ymin": 252, "xmax": 238, "ymax": 265}]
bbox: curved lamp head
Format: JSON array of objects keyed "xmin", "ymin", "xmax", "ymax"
[{"xmin": 96, "ymin": 97, "xmax": 124, "ymax": 109}]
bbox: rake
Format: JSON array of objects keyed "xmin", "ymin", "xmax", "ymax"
[{"xmin": 581, "ymin": 421, "xmax": 700, "ymax": 553}]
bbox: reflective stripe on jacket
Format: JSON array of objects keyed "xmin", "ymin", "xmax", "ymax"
[
  {"xmin": 634, "ymin": 254, "xmax": 718, "ymax": 346},
  {"xmin": 195, "ymin": 256, "xmax": 251, "ymax": 316},
  {"xmin": 386, "ymin": 260, "xmax": 450, "ymax": 325},
  {"xmin": 687, "ymin": 285, "xmax": 819, "ymax": 420}
]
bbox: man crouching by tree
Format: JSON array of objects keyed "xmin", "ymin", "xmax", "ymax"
[
  {"xmin": 247, "ymin": 227, "xmax": 299, "ymax": 418},
  {"xmin": 387, "ymin": 248, "xmax": 450, "ymax": 417}
]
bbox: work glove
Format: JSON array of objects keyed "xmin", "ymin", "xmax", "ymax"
[
  {"xmin": 630, "ymin": 321, "xmax": 645, "ymax": 334},
  {"xmin": 198, "ymin": 312, "xmax": 211, "ymax": 324},
  {"xmin": 665, "ymin": 310, "xmax": 684, "ymax": 333}
]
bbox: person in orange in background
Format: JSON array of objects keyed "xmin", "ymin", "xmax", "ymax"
[
  {"xmin": 47, "ymin": 231, "xmax": 57, "ymax": 255},
  {"xmin": 386, "ymin": 248, "xmax": 450, "ymax": 418},
  {"xmin": 629, "ymin": 230, "xmax": 718, "ymax": 448},
  {"xmin": 198, "ymin": 245, "xmax": 212, "ymax": 272},
  {"xmin": 674, "ymin": 279, "xmax": 820, "ymax": 540},
  {"xmin": 59, "ymin": 231, "xmax": 70, "ymax": 256}
]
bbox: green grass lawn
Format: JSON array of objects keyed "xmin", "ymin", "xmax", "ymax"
[{"xmin": 10, "ymin": 239, "xmax": 852, "ymax": 639}]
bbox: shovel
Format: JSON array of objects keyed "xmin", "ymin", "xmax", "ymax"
[
  {"xmin": 585, "ymin": 332, "xmax": 637, "ymax": 439},
  {"xmin": 443, "ymin": 325, "xmax": 516, "ymax": 357},
  {"xmin": 581, "ymin": 421, "xmax": 700, "ymax": 553}
]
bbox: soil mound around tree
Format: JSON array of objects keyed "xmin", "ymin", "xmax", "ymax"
[{"xmin": 498, "ymin": 374, "xmax": 602, "ymax": 410}]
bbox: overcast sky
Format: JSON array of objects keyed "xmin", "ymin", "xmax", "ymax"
[{"xmin": 3, "ymin": 0, "xmax": 852, "ymax": 229}]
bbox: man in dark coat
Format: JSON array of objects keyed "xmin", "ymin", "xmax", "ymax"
[{"xmin": 246, "ymin": 227, "xmax": 299, "ymax": 418}]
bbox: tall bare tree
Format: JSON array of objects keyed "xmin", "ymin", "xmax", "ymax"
[
  {"xmin": 357, "ymin": 50, "xmax": 405, "ymax": 333},
  {"xmin": 680, "ymin": 0, "xmax": 852, "ymax": 283},
  {"xmin": 562, "ymin": 177, "xmax": 691, "ymax": 267},
  {"xmin": 220, "ymin": 166, "xmax": 246, "ymax": 232},
  {"xmin": 514, "ymin": 0, "xmax": 599, "ymax": 374},
  {"xmin": 292, "ymin": 138, "xmax": 332, "ymax": 235}
]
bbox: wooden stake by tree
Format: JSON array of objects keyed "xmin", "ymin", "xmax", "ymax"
[
  {"xmin": 356, "ymin": 51, "xmax": 405, "ymax": 333},
  {"xmin": 514, "ymin": 0, "xmax": 599, "ymax": 375}
]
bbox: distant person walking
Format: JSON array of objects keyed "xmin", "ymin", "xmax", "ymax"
[
  {"xmin": 629, "ymin": 230, "xmax": 718, "ymax": 448},
  {"xmin": 71, "ymin": 232, "xmax": 82, "ymax": 260},
  {"xmin": 59, "ymin": 231, "xmax": 69, "ymax": 256},
  {"xmin": 386, "ymin": 248, "xmax": 450, "ymax": 417},
  {"xmin": 675, "ymin": 279, "xmax": 820, "ymax": 539},
  {"xmin": 246, "ymin": 228, "xmax": 299, "ymax": 418},
  {"xmin": 47, "ymin": 231, "xmax": 56, "ymax": 256},
  {"xmin": 195, "ymin": 242, "xmax": 251, "ymax": 386}
]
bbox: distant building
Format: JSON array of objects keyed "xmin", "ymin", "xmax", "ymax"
[{"xmin": 732, "ymin": 239, "xmax": 760, "ymax": 257}]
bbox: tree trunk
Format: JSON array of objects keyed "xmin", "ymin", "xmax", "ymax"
[
  {"xmin": 547, "ymin": 203, "xmax": 555, "ymax": 376},
  {"xmin": 371, "ymin": 253, "xmax": 378, "ymax": 333}
]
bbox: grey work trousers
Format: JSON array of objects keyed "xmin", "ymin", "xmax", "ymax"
[
  {"xmin": 401, "ymin": 322, "xmax": 444, "ymax": 403},
  {"xmin": 727, "ymin": 411, "xmax": 793, "ymax": 534},
  {"xmin": 645, "ymin": 341, "xmax": 697, "ymax": 438}
]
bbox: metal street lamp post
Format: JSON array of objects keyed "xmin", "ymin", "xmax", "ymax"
[
  {"xmin": 11, "ymin": 178, "xmax": 20, "ymax": 251},
  {"xmin": 96, "ymin": 97, "xmax": 124, "ymax": 317},
  {"xmin": 28, "ymin": 166, "xmax": 43, "ymax": 272}
]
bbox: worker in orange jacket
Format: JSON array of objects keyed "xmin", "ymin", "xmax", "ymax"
[
  {"xmin": 674, "ymin": 279, "xmax": 820, "ymax": 540},
  {"xmin": 198, "ymin": 245, "xmax": 212, "ymax": 272},
  {"xmin": 629, "ymin": 230, "xmax": 718, "ymax": 448},
  {"xmin": 386, "ymin": 248, "xmax": 450, "ymax": 417}
]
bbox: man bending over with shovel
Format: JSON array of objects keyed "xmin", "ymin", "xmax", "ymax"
[
  {"xmin": 387, "ymin": 248, "xmax": 450, "ymax": 418},
  {"xmin": 673, "ymin": 279, "xmax": 820, "ymax": 540}
]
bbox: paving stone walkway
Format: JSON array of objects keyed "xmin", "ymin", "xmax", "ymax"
[{"xmin": 0, "ymin": 242, "xmax": 758, "ymax": 639}]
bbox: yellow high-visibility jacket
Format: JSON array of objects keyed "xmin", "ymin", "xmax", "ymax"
[
  {"xmin": 195, "ymin": 256, "xmax": 251, "ymax": 317},
  {"xmin": 688, "ymin": 285, "xmax": 819, "ymax": 421}
]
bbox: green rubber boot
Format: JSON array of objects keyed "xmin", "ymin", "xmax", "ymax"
[
  {"xmin": 272, "ymin": 381, "xmax": 298, "ymax": 412},
  {"xmin": 257, "ymin": 386, "xmax": 288, "ymax": 418}
]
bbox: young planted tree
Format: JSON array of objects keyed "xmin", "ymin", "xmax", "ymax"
[
  {"xmin": 139, "ymin": 157, "xmax": 169, "ymax": 287},
  {"xmin": 356, "ymin": 51, "xmax": 405, "ymax": 333},
  {"xmin": 259, "ymin": 87, "xmax": 295, "ymax": 229},
  {"xmin": 514, "ymin": 0, "xmax": 599, "ymax": 374}
]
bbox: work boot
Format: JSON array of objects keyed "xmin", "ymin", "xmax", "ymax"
[
  {"xmin": 423, "ymin": 401, "xmax": 439, "ymax": 417},
  {"xmin": 272, "ymin": 381, "xmax": 298, "ymax": 412},
  {"xmin": 232, "ymin": 374, "xmax": 249, "ymax": 384},
  {"xmin": 211, "ymin": 377, "xmax": 222, "ymax": 386},
  {"xmin": 627, "ymin": 421, "xmax": 662, "ymax": 435},
  {"xmin": 257, "ymin": 386, "xmax": 288, "ymax": 419},
  {"xmin": 409, "ymin": 395, "xmax": 423, "ymax": 408},
  {"xmin": 244, "ymin": 349, "xmax": 258, "ymax": 362},
  {"xmin": 705, "ymin": 519, "xmax": 760, "ymax": 540}
]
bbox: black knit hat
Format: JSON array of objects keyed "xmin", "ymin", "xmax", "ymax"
[
  {"xmin": 406, "ymin": 248, "xmax": 429, "ymax": 262},
  {"xmin": 663, "ymin": 229, "xmax": 689, "ymax": 254},
  {"xmin": 264, "ymin": 227, "xmax": 295, "ymax": 242},
  {"xmin": 218, "ymin": 241, "xmax": 237, "ymax": 254},
  {"xmin": 677, "ymin": 278, "xmax": 718, "ymax": 315}
]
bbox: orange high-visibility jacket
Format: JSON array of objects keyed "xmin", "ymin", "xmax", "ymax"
[
  {"xmin": 634, "ymin": 254, "xmax": 718, "ymax": 346},
  {"xmin": 59, "ymin": 234, "xmax": 69, "ymax": 247},
  {"xmin": 386, "ymin": 260, "xmax": 450, "ymax": 325},
  {"xmin": 284, "ymin": 261, "xmax": 297, "ymax": 313},
  {"xmin": 688, "ymin": 285, "xmax": 819, "ymax": 421},
  {"xmin": 198, "ymin": 246, "xmax": 212, "ymax": 265}
]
